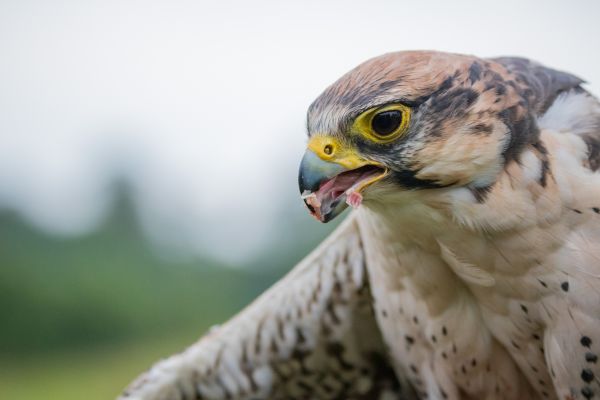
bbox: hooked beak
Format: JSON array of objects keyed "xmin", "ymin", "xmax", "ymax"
[{"xmin": 298, "ymin": 136, "xmax": 388, "ymax": 223}]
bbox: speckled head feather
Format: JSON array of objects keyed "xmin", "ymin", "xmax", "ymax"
[{"xmin": 307, "ymin": 51, "xmax": 584, "ymax": 190}]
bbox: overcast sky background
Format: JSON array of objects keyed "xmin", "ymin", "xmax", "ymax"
[{"xmin": 1, "ymin": 0, "xmax": 599, "ymax": 263}]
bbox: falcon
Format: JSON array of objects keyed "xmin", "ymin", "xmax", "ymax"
[{"xmin": 119, "ymin": 51, "xmax": 600, "ymax": 400}]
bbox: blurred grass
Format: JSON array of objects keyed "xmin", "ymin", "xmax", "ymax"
[
  {"xmin": 0, "ymin": 329, "xmax": 203, "ymax": 400},
  {"xmin": 0, "ymin": 184, "xmax": 274, "ymax": 356}
]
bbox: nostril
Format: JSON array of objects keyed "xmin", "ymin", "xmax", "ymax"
[{"xmin": 323, "ymin": 144, "xmax": 333, "ymax": 155}]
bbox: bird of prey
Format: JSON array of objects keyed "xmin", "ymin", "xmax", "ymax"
[{"xmin": 120, "ymin": 51, "xmax": 600, "ymax": 400}]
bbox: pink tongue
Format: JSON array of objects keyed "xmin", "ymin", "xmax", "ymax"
[
  {"xmin": 317, "ymin": 174, "xmax": 357, "ymax": 201},
  {"xmin": 316, "ymin": 171, "xmax": 362, "ymax": 203},
  {"xmin": 316, "ymin": 168, "xmax": 379, "ymax": 207},
  {"xmin": 302, "ymin": 167, "xmax": 381, "ymax": 220}
]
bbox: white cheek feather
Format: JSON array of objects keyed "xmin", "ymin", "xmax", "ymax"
[
  {"xmin": 519, "ymin": 149, "xmax": 542, "ymax": 183},
  {"xmin": 469, "ymin": 159, "xmax": 503, "ymax": 187},
  {"xmin": 470, "ymin": 123, "xmax": 512, "ymax": 188}
]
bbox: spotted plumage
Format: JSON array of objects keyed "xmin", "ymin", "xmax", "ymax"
[
  {"xmin": 120, "ymin": 51, "xmax": 600, "ymax": 399},
  {"xmin": 120, "ymin": 218, "xmax": 414, "ymax": 399}
]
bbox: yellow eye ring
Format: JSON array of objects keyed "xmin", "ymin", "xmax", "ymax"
[{"xmin": 352, "ymin": 103, "xmax": 411, "ymax": 144}]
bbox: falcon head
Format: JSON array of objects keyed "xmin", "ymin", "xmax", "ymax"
[{"xmin": 298, "ymin": 50, "xmax": 582, "ymax": 222}]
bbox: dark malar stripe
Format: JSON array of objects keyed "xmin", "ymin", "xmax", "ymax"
[
  {"xmin": 581, "ymin": 133, "xmax": 600, "ymax": 171},
  {"xmin": 531, "ymin": 141, "xmax": 551, "ymax": 186},
  {"xmin": 391, "ymin": 168, "xmax": 452, "ymax": 189},
  {"xmin": 469, "ymin": 185, "xmax": 494, "ymax": 203}
]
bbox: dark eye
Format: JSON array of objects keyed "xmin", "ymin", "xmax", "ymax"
[{"xmin": 371, "ymin": 110, "xmax": 403, "ymax": 137}]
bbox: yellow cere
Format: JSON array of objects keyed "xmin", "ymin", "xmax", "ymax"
[
  {"xmin": 307, "ymin": 135, "xmax": 371, "ymax": 169},
  {"xmin": 306, "ymin": 134, "xmax": 390, "ymax": 192},
  {"xmin": 352, "ymin": 103, "xmax": 411, "ymax": 143}
]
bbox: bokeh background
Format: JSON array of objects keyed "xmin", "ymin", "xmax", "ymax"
[{"xmin": 1, "ymin": 0, "xmax": 599, "ymax": 398}]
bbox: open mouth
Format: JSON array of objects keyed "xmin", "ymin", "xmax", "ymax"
[{"xmin": 301, "ymin": 165, "xmax": 388, "ymax": 222}]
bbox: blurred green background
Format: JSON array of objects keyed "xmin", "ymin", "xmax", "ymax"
[{"xmin": 0, "ymin": 183, "xmax": 335, "ymax": 400}]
